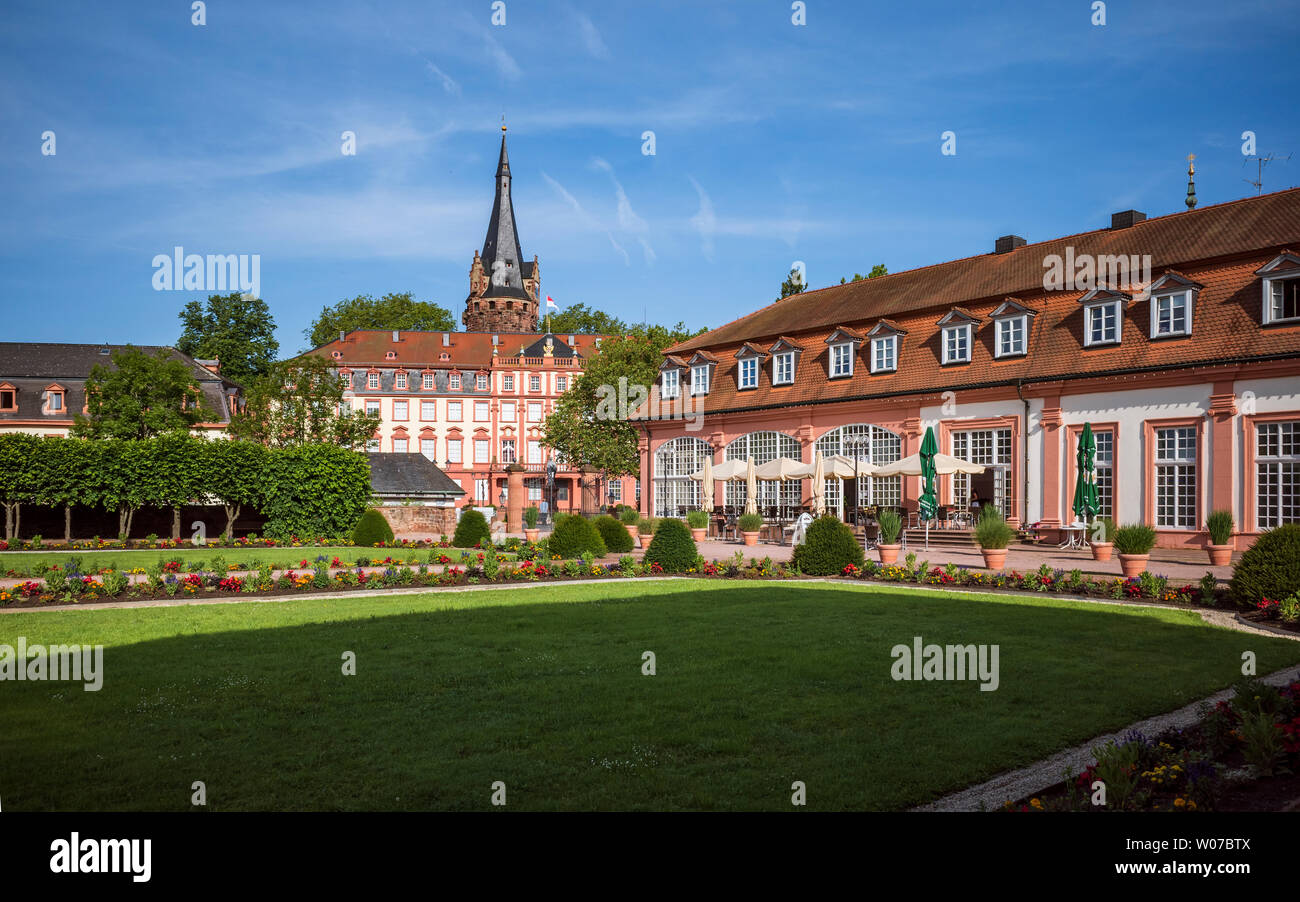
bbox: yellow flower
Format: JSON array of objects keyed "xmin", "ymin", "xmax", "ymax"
[{"xmin": 1029, "ymin": 798, "xmax": 1043, "ymax": 809}]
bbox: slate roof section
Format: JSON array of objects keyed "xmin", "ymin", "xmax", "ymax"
[
  {"xmin": 479, "ymin": 132, "xmax": 530, "ymax": 302},
  {"xmin": 0, "ymin": 343, "xmax": 240, "ymax": 425},
  {"xmin": 366, "ymin": 452, "xmax": 466, "ymax": 498}
]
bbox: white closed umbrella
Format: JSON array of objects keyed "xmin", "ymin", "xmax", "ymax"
[
  {"xmin": 701, "ymin": 455, "xmax": 714, "ymax": 510},
  {"xmin": 744, "ymin": 455, "xmax": 758, "ymax": 516},
  {"xmin": 811, "ymin": 451, "xmax": 825, "ymax": 516},
  {"xmin": 754, "ymin": 457, "xmax": 807, "ymax": 480}
]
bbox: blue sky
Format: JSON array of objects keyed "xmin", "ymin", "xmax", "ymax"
[{"xmin": 2, "ymin": 0, "xmax": 1298, "ymax": 355}]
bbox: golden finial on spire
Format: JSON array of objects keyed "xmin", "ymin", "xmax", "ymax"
[
  {"xmin": 1185, "ymin": 153, "xmax": 1198, "ymax": 210},
  {"xmin": 501, "ymin": 114, "xmax": 507, "ymax": 133}
]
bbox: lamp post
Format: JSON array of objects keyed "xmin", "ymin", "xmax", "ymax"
[{"xmin": 545, "ymin": 458, "xmax": 556, "ymax": 525}]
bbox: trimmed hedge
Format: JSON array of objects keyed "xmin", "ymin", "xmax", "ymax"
[
  {"xmin": 452, "ymin": 509, "xmax": 492, "ymax": 548},
  {"xmin": 793, "ymin": 515, "xmax": 864, "ymax": 575},
  {"xmin": 644, "ymin": 518, "xmax": 697, "ymax": 572},
  {"xmin": 351, "ymin": 509, "xmax": 394, "ymax": 546},
  {"xmin": 1230, "ymin": 524, "xmax": 1300, "ymax": 608},
  {"xmin": 548, "ymin": 515, "xmax": 607, "ymax": 558},
  {"xmin": 593, "ymin": 515, "xmax": 634, "ymax": 553}
]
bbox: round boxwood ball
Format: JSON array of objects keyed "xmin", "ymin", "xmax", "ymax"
[
  {"xmin": 792, "ymin": 515, "xmax": 864, "ymax": 575},
  {"xmin": 351, "ymin": 509, "xmax": 395, "ymax": 547},
  {"xmin": 452, "ymin": 508, "xmax": 492, "ymax": 548},
  {"xmin": 644, "ymin": 518, "xmax": 698, "ymax": 572}
]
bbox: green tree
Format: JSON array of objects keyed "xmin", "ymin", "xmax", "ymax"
[
  {"xmin": 839, "ymin": 264, "xmax": 888, "ymax": 284},
  {"xmin": 72, "ymin": 347, "xmax": 210, "ymax": 440},
  {"xmin": 0, "ymin": 433, "xmax": 39, "ymax": 540},
  {"xmin": 541, "ymin": 322, "xmax": 704, "ymax": 479},
  {"xmin": 229, "ymin": 355, "xmax": 380, "ymax": 450},
  {"xmin": 30, "ymin": 437, "xmax": 95, "ymax": 542},
  {"xmin": 177, "ymin": 292, "xmax": 280, "ymax": 385},
  {"xmin": 204, "ymin": 440, "xmax": 268, "ymax": 539},
  {"xmin": 542, "ymin": 303, "xmax": 628, "ymax": 335},
  {"xmin": 779, "ymin": 266, "xmax": 807, "ymax": 299},
  {"xmin": 305, "ymin": 292, "xmax": 456, "ymax": 349}
]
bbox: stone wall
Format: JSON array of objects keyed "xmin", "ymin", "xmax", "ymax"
[{"xmin": 377, "ymin": 504, "xmax": 459, "ymax": 538}]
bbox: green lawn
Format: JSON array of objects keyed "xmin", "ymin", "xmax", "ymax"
[
  {"xmin": 0, "ymin": 545, "xmax": 489, "ymax": 575},
  {"xmin": 2, "ymin": 580, "xmax": 1296, "ymax": 811}
]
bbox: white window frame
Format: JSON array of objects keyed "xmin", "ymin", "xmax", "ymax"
[
  {"xmin": 365, "ymin": 438, "xmax": 380, "ymax": 452},
  {"xmin": 529, "ymin": 375, "xmax": 541, "ymax": 392},
  {"xmin": 393, "ymin": 437, "xmax": 408, "ymax": 454},
  {"xmin": 447, "ymin": 400, "xmax": 462, "ymax": 420},
  {"xmin": 394, "ymin": 372, "xmax": 407, "ymax": 390},
  {"xmin": 501, "ymin": 400, "xmax": 516, "ymax": 421},
  {"xmin": 662, "ymin": 369, "xmax": 680, "ymax": 399},
  {"xmin": 501, "ymin": 438, "xmax": 517, "ymax": 464},
  {"xmin": 420, "ymin": 438, "xmax": 436, "ymax": 461},
  {"xmin": 449, "ymin": 373, "xmax": 461, "ymax": 390},
  {"xmin": 422, "ymin": 373, "xmax": 435, "ymax": 390},
  {"xmin": 942, "ymin": 324, "xmax": 971, "ymax": 364},
  {"xmin": 1154, "ymin": 426, "xmax": 1198, "ymax": 530},
  {"xmin": 367, "ymin": 372, "xmax": 379, "ymax": 390},
  {"xmin": 829, "ymin": 342, "xmax": 854, "ymax": 378},
  {"xmin": 995, "ymin": 316, "xmax": 1026, "ymax": 358},
  {"xmin": 528, "ymin": 440, "xmax": 542, "ymax": 464},
  {"xmin": 773, "ymin": 352, "xmax": 795, "ymax": 385},
  {"xmin": 738, "ymin": 357, "xmax": 759, "ymax": 389},
  {"xmin": 1083, "ymin": 300, "xmax": 1122, "ymax": 347},
  {"xmin": 420, "ymin": 400, "xmax": 436, "ymax": 420},
  {"xmin": 1151, "ymin": 289, "xmax": 1192, "ymax": 338},
  {"xmin": 447, "ymin": 439, "xmax": 462, "ymax": 464},
  {"xmin": 474, "ymin": 401, "xmax": 490, "ymax": 421},
  {"xmin": 1264, "ymin": 274, "xmax": 1300, "ymax": 325},
  {"xmin": 393, "ymin": 400, "xmax": 408, "ymax": 420},
  {"xmin": 690, "ymin": 365, "xmax": 709, "ymax": 396},
  {"xmin": 1255, "ymin": 420, "xmax": 1300, "ymax": 529},
  {"xmin": 364, "ymin": 400, "xmax": 381, "ymax": 417},
  {"xmin": 476, "ymin": 373, "xmax": 488, "ymax": 391},
  {"xmin": 527, "ymin": 401, "xmax": 542, "ymax": 422},
  {"xmin": 474, "ymin": 439, "xmax": 490, "ymax": 464},
  {"xmin": 869, "ymin": 336, "xmax": 896, "ymax": 373},
  {"xmin": 503, "ymin": 374, "xmax": 515, "ymax": 392}
]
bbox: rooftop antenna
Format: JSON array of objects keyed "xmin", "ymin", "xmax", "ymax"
[{"xmin": 1243, "ymin": 151, "xmax": 1292, "ymax": 195}]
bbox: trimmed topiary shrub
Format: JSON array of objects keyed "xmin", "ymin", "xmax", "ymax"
[
  {"xmin": 792, "ymin": 515, "xmax": 863, "ymax": 575},
  {"xmin": 644, "ymin": 518, "xmax": 697, "ymax": 572},
  {"xmin": 549, "ymin": 515, "xmax": 608, "ymax": 559},
  {"xmin": 593, "ymin": 514, "xmax": 634, "ymax": 553},
  {"xmin": 351, "ymin": 509, "xmax": 394, "ymax": 546},
  {"xmin": 1230, "ymin": 524, "xmax": 1300, "ymax": 608},
  {"xmin": 452, "ymin": 508, "xmax": 492, "ymax": 547}
]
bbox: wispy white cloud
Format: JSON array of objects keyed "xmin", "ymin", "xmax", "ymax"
[
  {"xmin": 424, "ymin": 61, "xmax": 461, "ymax": 95},
  {"xmin": 608, "ymin": 233, "xmax": 630, "ymax": 266},
  {"xmin": 592, "ymin": 156, "xmax": 654, "ymax": 262},
  {"xmin": 572, "ymin": 9, "xmax": 611, "ymax": 59},
  {"xmin": 688, "ymin": 176, "xmax": 716, "ymax": 262}
]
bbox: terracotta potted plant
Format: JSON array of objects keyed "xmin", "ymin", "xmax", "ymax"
[
  {"xmin": 974, "ymin": 505, "xmax": 1014, "ymax": 570},
  {"xmin": 1089, "ymin": 517, "xmax": 1115, "ymax": 562},
  {"xmin": 686, "ymin": 510, "xmax": 709, "ymax": 543},
  {"xmin": 522, "ymin": 506, "xmax": 539, "ymax": 543},
  {"xmin": 1204, "ymin": 510, "xmax": 1234, "ymax": 566},
  {"xmin": 1113, "ymin": 524, "xmax": 1157, "ymax": 579},
  {"xmin": 737, "ymin": 512, "xmax": 764, "ymax": 547},
  {"xmin": 876, "ymin": 509, "xmax": 902, "ymax": 564},
  {"xmin": 620, "ymin": 506, "xmax": 641, "ymax": 541},
  {"xmin": 637, "ymin": 517, "xmax": 657, "ymax": 548}
]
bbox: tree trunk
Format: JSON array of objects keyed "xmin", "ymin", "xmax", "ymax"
[
  {"xmin": 224, "ymin": 503, "xmax": 240, "ymax": 539},
  {"xmin": 13, "ymin": 503, "xmax": 20, "ymax": 541},
  {"xmin": 3, "ymin": 502, "xmax": 14, "ymax": 541},
  {"xmin": 172, "ymin": 507, "xmax": 181, "ymax": 541},
  {"xmin": 64, "ymin": 504, "xmax": 72, "ymax": 544}
]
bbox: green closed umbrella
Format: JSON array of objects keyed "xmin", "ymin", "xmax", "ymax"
[
  {"xmin": 1072, "ymin": 422, "xmax": 1100, "ymax": 527},
  {"xmin": 919, "ymin": 426, "xmax": 939, "ymax": 550}
]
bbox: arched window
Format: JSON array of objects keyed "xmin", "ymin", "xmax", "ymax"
[
  {"xmin": 814, "ymin": 424, "xmax": 903, "ymax": 516},
  {"xmin": 653, "ymin": 437, "xmax": 712, "ymax": 517},
  {"xmin": 723, "ymin": 431, "xmax": 803, "ymax": 511}
]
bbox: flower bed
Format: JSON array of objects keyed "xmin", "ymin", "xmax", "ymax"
[
  {"xmin": 0, "ymin": 534, "xmax": 446, "ymax": 553},
  {"xmin": 1002, "ymin": 675, "xmax": 1300, "ymax": 812}
]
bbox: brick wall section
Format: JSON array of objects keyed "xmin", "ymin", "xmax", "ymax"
[{"xmin": 377, "ymin": 505, "xmax": 458, "ymax": 538}]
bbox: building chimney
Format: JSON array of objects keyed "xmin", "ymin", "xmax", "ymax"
[
  {"xmin": 994, "ymin": 235, "xmax": 1027, "ymax": 254},
  {"xmin": 491, "ymin": 334, "xmax": 499, "ymax": 345},
  {"xmin": 338, "ymin": 331, "xmax": 346, "ymax": 343},
  {"xmin": 1110, "ymin": 210, "xmax": 1146, "ymax": 230},
  {"xmin": 392, "ymin": 330, "xmax": 400, "ymax": 342},
  {"xmin": 442, "ymin": 332, "xmax": 451, "ymax": 347}
]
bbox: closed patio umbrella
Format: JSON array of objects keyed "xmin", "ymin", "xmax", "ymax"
[
  {"xmin": 1072, "ymin": 422, "xmax": 1099, "ymax": 531},
  {"xmin": 744, "ymin": 455, "xmax": 758, "ymax": 516},
  {"xmin": 811, "ymin": 450, "xmax": 825, "ymax": 516},
  {"xmin": 700, "ymin": 455, "xmax": 714, "ymax": 511},
  {"xmin": 874, "ymin": 452, "xmax": 985, "ymax": 477},
  {"xmin": 918, "ymin": 426, "xmax": 939, "ymax": 551},
  {"xmin": 753, "ymin": 457, "xmax": 808, "ymax": 480}
]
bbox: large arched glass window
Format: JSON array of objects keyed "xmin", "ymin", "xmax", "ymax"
[
  {"xmin": 723, "ymin": 431, "xmax": 803, "ymax": 511},
  {"xmin": 653, "ymin": 437, "xmax": 712, "ymax": 517},
  {"xmin": 814, "ymin": 424, "xmax": 903, "ymax": 515}
]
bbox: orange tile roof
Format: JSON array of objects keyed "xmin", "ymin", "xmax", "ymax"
[
  {"xmin": 305, "ymin": 330, "xmax": 608, "ymax": 368},
  {"xmin": 654, "ymin": 189, "xmax": 1300, "ymax": 415}
]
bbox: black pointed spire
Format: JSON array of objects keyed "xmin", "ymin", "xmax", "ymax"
[{"xmin": 481, "ymin": 124, "xmax": 528, "ymax": 300}]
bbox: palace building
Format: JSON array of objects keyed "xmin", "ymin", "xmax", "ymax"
[
  {"xmin": 638, "ymin": 188, "xmax": 1300, "ymax": 550},
  {"xmin": 308, "ymin": 128, "xmax": 637, "ymax": 514}
]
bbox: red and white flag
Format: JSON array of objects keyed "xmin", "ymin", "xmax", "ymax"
[{"xmin": 546, "ymin": 295, "xmax": 558, "ymax": 310}]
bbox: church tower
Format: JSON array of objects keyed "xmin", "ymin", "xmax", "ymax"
[{"xmin": 464, "ymin": 125, "xmax": 540, "ymax": 332}]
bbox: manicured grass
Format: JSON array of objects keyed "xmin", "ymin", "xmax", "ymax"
[
  {"xmin": 1, "ymin": 581, "xmax": 1297, "ymax": 811},
  {"xmin": 0, "ymin": 545, "xmax": 495, "ymax": 575}
]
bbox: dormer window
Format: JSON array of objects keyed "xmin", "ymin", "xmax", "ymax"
[
  {"xmin": 733, "ymin": 343, "xmax": 768, "ymax": 390},
  {"xmin": 1079, "ymin": 289, "xmax": 1129, "ymax": 347},
  {"xmin": 1147, "ymin": 272, "xmax": 1202, "ymax": 338},
  {"xmin": 0, "ymin": 384, "xmax": 15, "ymax": 412},
  {"xmin": 394, "ymin": 371, "xmax": 408, "ymax": 390},
  {"xmin": 937, "ymin": 309, "xmax": 979, "ymax": 365},
  {"xmin": 367, "ymin": 372, "xmax": 380, "ymax": 390},
  {"xmin": 767, "ymin": 337, "xmax": 803, "ymax": 386},
  {"xmin": 690, "ymin": 364, "xmax": 709, "ymax": 395},
  {"xmin": 1258, "ymin": 252, "xmax": 1300, "ymax": 324},
  {"xmin": 449, "ymin": 373, "xmax": 461, "ymax": 391},
  {"xmin": 662, "ymin": 368, "xmax": 680, "ymax": 399},
  {"xmin": 864, "ymin": 322, "xmax": 903, "ymax": 374},
  {"xmin": 422, "ymin": 372, "xmax": 435, "ymax": 390},
  {"xmin": 385, "ymin": 351, "xmax": 397, "ymax": 360},
  {"xmin": 43, "ymin": 384, "xmax": 66, "ymax": 414},
  {"xmin": 823, "ymin": 327, "xmax": 863, "ymax": 379},
  {"xmin": 989, "ymin": 300, "xmax": 1036, "ymax": 359},
  {"xmin": 476, "ymin": 373, "xmax": 489, "ymax": 391}
]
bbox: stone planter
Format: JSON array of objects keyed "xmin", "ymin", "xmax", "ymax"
[
  {"xmin": 1090, "ymin": 542, "xmax": 1113, "ymax": 562},
  {"xmin": 523, "ymin": 528, "xmax": 539, "ymax": 543},
  {"xmin": 690, "ymin": 528, "xmax": 707, "ymax": 543},
  {"xmin": 1117, "ymin": 553, "xmax": 1150, "ymax": 579},
  {"xmin": 877, "ymin": 543, "xmax": 901, "ymax": 565},
  {"xmin": 1206, "ymin": 544, "xmax": 1233, "ymax": 566},
  {"xmin": 741, "ymin": 531, "xmax": 759, "ymax": 547},
  {"xmin": 980, "ymin": 547, "xmax": 1008, "ymax": 570},
  {"xmin": 637, "ymin": 533, "xmax": 652, "ymax": 548},
  {"xmin": 625, "ymin": 524, "xmax": 639, "ymax": 542}
]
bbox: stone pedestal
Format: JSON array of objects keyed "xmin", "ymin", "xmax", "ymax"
[{"xmin": 506, "ymin": 464, "xmax": 525, "ymax": 533}]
